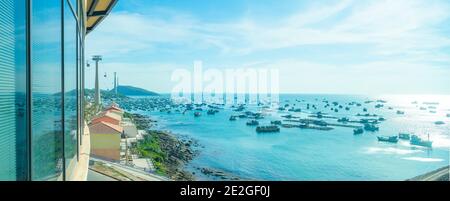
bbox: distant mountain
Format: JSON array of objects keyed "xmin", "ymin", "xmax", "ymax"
[
  {"xmin": 112, "ymin": 85, "xmax": 159, "ymax": 96},
  {"xmin": 84, "ymin": 88, "xmax": 129, "ymax": 100}
]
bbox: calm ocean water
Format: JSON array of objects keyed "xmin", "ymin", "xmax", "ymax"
[{"xmin": 134, "ymin": 94, "xmax": 449, "ymax": 181}]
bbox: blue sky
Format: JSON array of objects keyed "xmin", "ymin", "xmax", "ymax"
[{"xmin": 86, "ymin": 0, "xmax": 450, "ymax": 94}]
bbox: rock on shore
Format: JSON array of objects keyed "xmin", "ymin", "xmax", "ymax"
[
  {"xmin": 150, "ymin": 130, "xmax": 200, "ymax": 180},
  {"xmin": 129, "ymin": 113, "xmax": 199, "ymax": 181},
  {"xmin": 195, "ymin": 167, "xmax": 242, "ymax": 181}
]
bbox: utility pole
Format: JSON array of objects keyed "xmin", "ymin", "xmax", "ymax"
[
  {"xmin": 92, "ymin": 55, "xmax": 102, "ymax": 106},
  {"xmin": 114, "ymin": 72, "xmax": 117, "ymax": 95}
]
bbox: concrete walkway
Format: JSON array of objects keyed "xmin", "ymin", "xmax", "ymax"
[
  {"xmin": 87, "ymin": 169, "xmax": 118, "ymax": 181},
  {"xmin": 90, "ymin": 157, "xmax": 169, "ymax": 181},
  {"xmin": 70, "ymin": 123, "xmax": 91, "ymax": 181}
]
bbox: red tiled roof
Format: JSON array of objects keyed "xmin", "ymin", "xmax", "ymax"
[
  {"xmin": 106, "ymin": 105, "xmax": 123, "ymax": 112},
  {"xmin": 90, "ymin": 121, "xmax": 123, "ymax": 133},
  {"xmin": 94, "ymin": 111, "xmax": 122, "ymax": 121}
]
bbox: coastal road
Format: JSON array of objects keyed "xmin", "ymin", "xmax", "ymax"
[
  {"xmin": 419, "ymin": 167, "xmax": 449, "ymax": 181},
  {"xmin": 90, "ymin": 157, "xmax": 168, "ymax": 181},
  {"xmin": 410, "ymin": 166, "xmax": 449, "ymax": 181},
  {"xmin": 87, "ymin": 170, "xmax": 118, "ymax": 181}
]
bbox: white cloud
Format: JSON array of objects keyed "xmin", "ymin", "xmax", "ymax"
[{"xmin": 88, "ymin": 0, "xmax": 450, "ymax": 57}]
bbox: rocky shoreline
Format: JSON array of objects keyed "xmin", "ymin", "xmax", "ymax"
[
  {"xmin": 195, "ymin": 167, "xmax": 243, "ymax": 181},
  {"xmin": 128, "ymin": 112, "xmax": 246, "ymax": 181},
  {"xmin": 128, "ymin": 113, "xmax": 199, "ymax": 181},
  {"xmin": 149, "ymin": 130, "xmax": 200, "ymax": 180}
]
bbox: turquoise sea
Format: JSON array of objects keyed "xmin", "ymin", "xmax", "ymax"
[{"xmin": 131, "ymin": 94, "xmax": 450, "ymax": 181}]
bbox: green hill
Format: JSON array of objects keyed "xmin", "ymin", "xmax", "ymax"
[{"xmin": 112, "ymin": 85, "xmax": 159, "ymax": 96}]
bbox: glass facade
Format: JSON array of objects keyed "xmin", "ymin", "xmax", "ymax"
[
  {"xmin": 0, "ymin": 0, "xmax": 88, "ymax": 181},
  {"xmin": 63, "ymin": 0, "xmax": 78, "ymax": 179},
  {"xmin": 0, "ymin": 0, "xmax": 27, "ymax": 181},
  {"xmin": 31, "ymin": 0, "xmax": 64, "ymax": 181}
]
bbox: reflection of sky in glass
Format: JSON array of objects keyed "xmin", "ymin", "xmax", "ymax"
[
  {"xmin": 31, "ymin": 3, "xmax": 61, "ymax": 94},
  {"xmin": 31, "ymin": 0, "xmax": 63, "ymax": 181}
]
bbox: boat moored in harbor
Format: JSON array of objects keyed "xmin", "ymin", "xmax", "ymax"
[
  {"xmin": 410, "ymin": 135, "xmax": 432, "ymax": 148},
  {"xmin": 364, "ymin": 123, "xmax": 379, "ymax": 132},
  {"xmin": 281, "ymin": 124, "xmax": 296, "ymax": 128},
  {"xmin": 246, "ymin": 120, "xmax": 259, "ymax": 126},
  {"xmin": 377, "ymin": 136, "xmax": 399, "ymax": 143},
  {"xmin": 207, "ymin": 109, "xmax": 218, "ymax": 115},
  {"xmin": 238, "ymin": 114, "xmax": 247, "ymax": 118},
  {"xmin": 271, "ymin": 120, "xmax": 282, "ymax": 125},
  {"xmin": 398, "ymin": 133, "xmax": 411, "ymax": 140},
  {"xmin": 337, "ymin": 117, "xmax": 349, "ymax": 123},
  {"xmin": 256, "ymin": 126, "xmax": 280, "ymax": 133},
  {"xmin": 194, "ymin": 112, "xmax": 201, "ymax": 117},
  {"xmin": 353, "ymin": 128, "xmax": 364, "ymax": 135}
]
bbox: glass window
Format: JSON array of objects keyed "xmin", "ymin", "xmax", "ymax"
[
  {"xmin": 0, "ymin": 0, "xmax": 27, "ymax": 181},
  {"xmin": 64, "ymin": 0, "xmax": 78, "ymax": 179},
  {"xmin": 31, "ymin": 0, "xmax": 63, "ymax": 181}
]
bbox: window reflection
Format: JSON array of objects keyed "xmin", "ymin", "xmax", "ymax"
[
  {"xmin": 0, "ymin": 0, "xmax": 27, "ymax": 181},
  {"xmin": 64, "ymin": 0, "xmax": 78, "ymax": 179},
  {"xmin": 1, "ymin": 0, "xmax": 85, "ymax": 181},
  {"xmin": 31, "ymin": 0, "xmax": 63, "ymax": 181}
]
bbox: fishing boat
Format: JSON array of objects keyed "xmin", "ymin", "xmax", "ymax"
[
  {"xmin": 282, "ymin": 114, "xmax": 293, "ymax": 119},
  {"xmin": 282, "ymin": 124, "xmax": 296, "ymax": 128},
  {"xmin": 246, "ymin": 120, "xmax": 259, "ymax": 126},
  {"xmin": 410, "ymin": 135, "xmax": 432, "ymax": 148},
  {"xmin": 377, "ymin": 136, "xmax": 399, "ymax": 143},
  {"xmin": 270, "ymin": 120, "xmax": 282, "ymax": 125},
  {"xmin": 363, "ymin": 123, "xmax": 379, "ymax": 132},
  {"xmin": 397, "ymin": 110, "xmax": 405, "ymax": 115},
  {"xmin": 238, "ymin": 114, "xmax": 247, "ymax": 118},
  {"xmin": 298, "ymin": 123, "xmax": 308, "ymax": 128},
  {"xmin": 256, "ymin": 126, "xmax": 280, "ymax": 133},
  {"xmin": 353, "ymin": 128, "xmax": 364, "ymax": 135},
  {"xmin": 398, "ymin": 133, "xmax": 411, "ymax": 140},
  {"xmin": 194, "ymin": 112, "xmax": 201, "ymax": 117}
]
